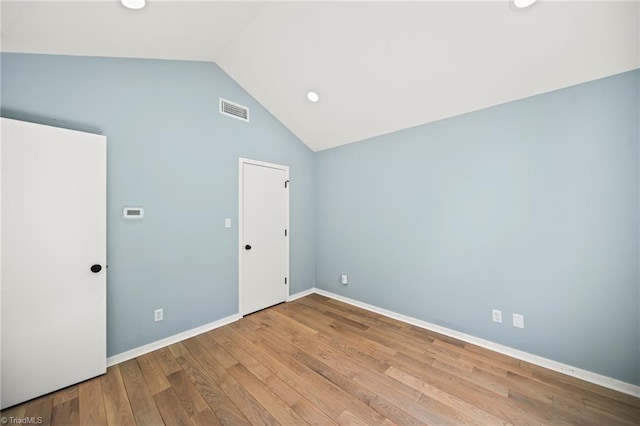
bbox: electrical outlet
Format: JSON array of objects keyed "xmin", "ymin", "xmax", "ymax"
[
  {"xmin": 492, "ymin": 309, "xmax": 502, "ymax": 323},
  {"xmin": 513, "ymin": 313, "xmax": 524, "ymax": 329},
  {"xmin": 341, "ymin": 274, "xmax": 348, "ymax": 285},
  {"xmin": 154, "ymin": 308, "xmax": 163, "ymax": 322}
]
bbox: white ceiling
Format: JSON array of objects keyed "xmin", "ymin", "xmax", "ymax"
[{"xmin": 1, "ymin": 1, "xmax": 639, "ymax": 151}]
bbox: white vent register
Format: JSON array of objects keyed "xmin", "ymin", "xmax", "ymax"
[{"xmin": 220, "ymin": 98, "xmax": 249, "ymax": 122}]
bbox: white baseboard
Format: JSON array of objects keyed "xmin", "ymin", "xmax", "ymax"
[
  {"xmin": 106, "ymin": 313, "xmax": 242, "ymax": 367},
  {"xmin": 314, "ymin": 288, "xmax": 640, "ymax": 398},
  {"xmin": 287, "ymin": 287, "xmax": 316, "ymax": 302}
]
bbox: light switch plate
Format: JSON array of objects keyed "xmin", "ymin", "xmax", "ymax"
[{"xmin": 513, "ymin": 313, "xmax": 524, "ymax": 329}]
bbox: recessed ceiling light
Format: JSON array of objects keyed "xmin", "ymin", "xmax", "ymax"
[
  {"xmin": 513, "ymin": 0, "xmax": 537, "ymax": 8},
  {"xmin": 307, "ymin": 91, "xmax": 319, "ymax": 103},
  {"xmin": 121, "ymin": 0, "xmax": 146, "ymax": 10}
]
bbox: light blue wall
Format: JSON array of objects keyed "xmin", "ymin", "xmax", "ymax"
[
  {"xmin": 315, "ymin": 70, "xmax": 640, "ymax": 385},
  {"xmin": 2, "ymin": 52, "xmax": 638, "ymax": 386},
  {"xmin": 0, "ymin": 53, "xmax": 315, "ymax": 357}
]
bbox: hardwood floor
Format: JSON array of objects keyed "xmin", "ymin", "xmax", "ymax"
[{"xmin": 2, "ymin": 293, "xmax": 639, "ymax": 425}]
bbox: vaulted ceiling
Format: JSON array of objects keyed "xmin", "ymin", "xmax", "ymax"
[{"xmin": 2, "ymin": 1, "xmax": 639, "ymax": 151}]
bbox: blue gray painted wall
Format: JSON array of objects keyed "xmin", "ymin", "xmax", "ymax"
[
  {"xmin": 315, "ymin": 70, "xmax": 640, "ymax": 385},
  {"xmin": 2, "ymin": 52, "xmax": 638, "ymax": 385},
  {"xmin": 0, "ymin": 53, "xmax": 315, "ymax": 357}
]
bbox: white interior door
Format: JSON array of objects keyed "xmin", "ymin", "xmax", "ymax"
[
  {"xmin": 239, "ymin": 158, "xmax": 289, "ymax": 315},
  {"xmin": 1, "ymin": 118, "xmax": 107, "ymax": 409}
]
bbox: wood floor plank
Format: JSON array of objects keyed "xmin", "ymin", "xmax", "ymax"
[
  {"xmin": 314, "ymin": 332, "xmax": 393, "ymax": 374},
  {"xmin": 352, "ymin": 363, "xmax": 423, "ymax": 403},
  {"xmin": 227, "ymin": 363, "xmax": 307, "ymax": 425},
  {"xmin": 264, "ymin": 374, "xmax": 303, "ymax": 407},
  {"xmin": 335, "ymin": 409, "xmax": 372, "ymax": 426},
  {"xmin": 191, "ymin": 408, "xmax": 223, "ymax": 426},
  {"xmin": 182, "ymin": 336, "xmax": 230, "ymax": 383},
  {"xmin": 322, "ymin": 310, "xmax": 369, "ymax": 330},
  {"xmin": 385, "ymin": 365, "xmax": 513, "ymax": 425},
  {"xmin": 257, "ymin": 307, "xmax": 319, "ymax": 338},
  {"xmin": 119, "ymin": 359, "xmax": 164, "ymax": 426},
  {"xmin": 466, "ymin": 366, "xmax": 511, "ymax": 398},
  {"xmin": 181, "ymin": 338, "xmax": 269, "ymax": 425},
  {"xmin": 197, "ymin": 333, "xmax": 238, "ymax": 369},
  {"xmin": 175, "ymin": 351, "xmax": 250, "ymax": 425},
  {"xmin": 351, "ymin": 323, "xmax": 429, "ymax": 361},
  {"xmin": 505, "ymin": 371, "xmax": 562, "ymax": 405},
  {"xmin": 354, "ymin": 368, "xmax": 462, "ymax": 425},
  {"xmin": 262, "ymin": 308, "xmax": 390, "ymax": 385},
  {"xmin": 210, "ymin": 327, "xmax": 273, "ymax": 381},
  {"xmin": 240, "ymin": 322, "xmax": 386, "ymax": 424},
  {"xmin": 4, "ymin": 294, "xmax": 639, "ymax": 425},
  {"xmin": 218, "ymin": 374, "xmax": 278, "ymax": 426},
  {"xmin": 328, "ymin": 323, "xmax": 399, "ymax": 356},
  {"xmin": 279, "ymin": 300, "xmax": 341, "ymax": 330},
  {"xmin": 23, "ymin": 395, "xmax": 54, "ymax": 426},
  {"xmin": 427, "ymin": 344, "xmax": 475, "ymax": 372},
  {"xmin": 582, "ymin": 396, "xmax": 640, "ymax": 425},
  {"xmin": 368, "ymin": 395, "xmax": 424, "ymax": 425},
  {"xmin": 52, "ymin": 385, "xmax": 78, "ymax": 406},
  {"xmin": 228, "ymin": 321, "xmax": 348, "ymax": 420},
  {"xmin": 137, "ymin": 352, "xmax": 171, "ymax": 395},
  {"xmin": 100, "ymin": 365, "xmax": 136, "ymax": 426},
  {"xmin": 613, "ymin": 390, "xmax": 640, "ymax": 408},
  {"xmin": 420, "ymin": 361, "xmax": 554, "ymax": 424},
  {"xmin": 78, "ymin": 377, "xmax": 107, "ymax": 426},
  {"xmin": 291, "ymin": 397, "xmax": 337, "ymax": 425},
  {"xmin": 153, "ymin": 387, "xmax": 192, "ymax": 426},
  {"xmin": 153, "ymin": 346, "xmax": 182, "ymax": 377},
  {"xmin": 166, "ymin": 369, "xmax": 209, "ymax": 418},
  {"xmin": 417, "ymin": 394, "xmax": 481, "ymax": 426},
  {"xmin": 0, "ymin": 403, "xmax": 26, "ymax": 420},
  {"xmin": 551, "ymin": 394, "xmax": 620, "ymax": 426},
  {"xmin": 464, "ymin": 344, "xmax": 531, "ymax": 375},
  {"xmin": 51, "ymin": 397, "xmax": 78, "ymax": 426},
  {"xmin": 168, "ymin": 342, "xmax": 189, "ymax": 358}
]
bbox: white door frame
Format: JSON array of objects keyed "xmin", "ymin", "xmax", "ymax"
[{"xmin": 238, "ymin": 157, "xmax": 290, "ymax": 315}]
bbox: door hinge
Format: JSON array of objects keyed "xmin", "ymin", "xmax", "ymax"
[
  {"xmin": 285, "ymin": 180, "xmax": 290, "ymax": 188},
  {"xmin": 285, "ymin": 277, "xmax": 288, "ymax": 285}
]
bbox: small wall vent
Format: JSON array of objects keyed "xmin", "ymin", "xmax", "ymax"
[{"xmin": 220, "ymin": 98, "xmax": 249, "ymax": 122}]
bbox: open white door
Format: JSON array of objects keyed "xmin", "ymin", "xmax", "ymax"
[
  {"xmin": 239, "ymin": 158, "xmax": 289, "ymax": 315},
  {"xmin": 1, "ymin": 118, "xmax": 107, "ymax": 409}
]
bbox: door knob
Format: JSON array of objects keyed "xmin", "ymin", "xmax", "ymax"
[
  {"xmin": 90, "ymin": 264, "xmax": 102, "ymax": 273},
  {"xmin": 245, "ymin": 244, "xmax": 252, "ymax": 250}
]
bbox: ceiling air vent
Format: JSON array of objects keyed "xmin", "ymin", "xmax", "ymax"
[{"xmin": 220, "ymin": 98, "xmax": 249, "ymax": 122}]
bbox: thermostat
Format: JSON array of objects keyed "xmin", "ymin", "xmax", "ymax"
[{"xmin": 122, "ymin": 207, "xmax": 144, "ymax": 219}]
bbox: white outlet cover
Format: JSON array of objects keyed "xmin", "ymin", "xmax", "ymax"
[
  {"xmin": 341, "ymin": 274, "xmax": 348, "ymax": 285},
  {"xmin": 154, "ymin": 308, "xmax": 163, "ymax": 322},
  {"xmin": 225, "ymin": 218, "xmax": 231, "ymax": 228},
  {"xmin": 513, "ymin": 313, "xmax": 524, "ymax": 329},
  {"xmin": 492, "ymin": 309, "xmax": 502, "ymax": 323}
]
